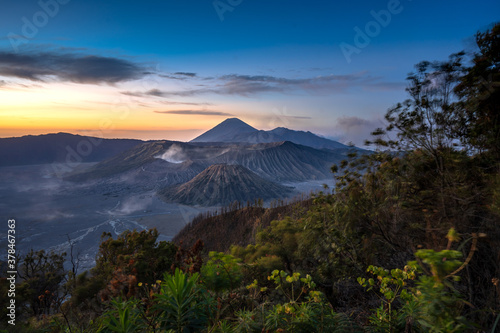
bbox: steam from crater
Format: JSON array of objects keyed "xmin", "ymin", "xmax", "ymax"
[{"xmin": 156, "ymin": 144, "xmax": 186, "ymax": 164}]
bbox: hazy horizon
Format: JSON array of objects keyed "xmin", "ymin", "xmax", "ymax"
[{"xmin": 0, "ymin": 117, "xmax": 352, "ymax": 146}]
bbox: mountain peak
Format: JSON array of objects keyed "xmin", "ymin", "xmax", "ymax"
[
  {"xmin": 213, "ymin": 118, "xmax": 256, "ymax": 130},
  {"xmin": 221, "ymin": 117, "xmax": 248, "ymax": 124},
  {"xmin": 191, "ymin": 118, "xmax": 257, "ymax": 143}
]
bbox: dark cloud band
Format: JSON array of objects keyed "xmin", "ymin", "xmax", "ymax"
[{"xmin": 0, "ymin": 51, "xmax": 145, "ymax": 84}]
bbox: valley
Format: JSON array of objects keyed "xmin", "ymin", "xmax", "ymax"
[
  {"xmin": 0, "ymin": 164, "xmax": 212, "ymax": 272},
  {"xmin": 0, "ymin": 118, "xmax": 349, "ymax": 272},
  {"xmin": 0, "ymin": 163, "xmax": 334, "ymax": 272}
]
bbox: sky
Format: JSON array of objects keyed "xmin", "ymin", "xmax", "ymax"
[{"xmin": 0, "ymin": 0, "xmax": 498, "ymax": 145}]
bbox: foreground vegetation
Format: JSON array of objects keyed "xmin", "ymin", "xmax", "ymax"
[{"xmin": 1, "ymin": 23, "xmax": 499, "ymax": 332}]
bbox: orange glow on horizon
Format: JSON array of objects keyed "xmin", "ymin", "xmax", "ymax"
[
  {"xmin": 0, "ymin": 104, "xmax": 234, "ymax": 141},
  {"xmin": 0, "ymin": 79, "xmax": 257, "ymax": 141}
]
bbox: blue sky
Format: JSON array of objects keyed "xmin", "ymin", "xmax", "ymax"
[{"xmin": 0, "ymin": 0, "xmax": 498, "ymax": 145}]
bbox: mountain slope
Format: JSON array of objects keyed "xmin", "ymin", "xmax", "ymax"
[
  {"xmin": 212, "ymin": 141, "xmax": 344, "ymax": 181},
  {"xmin": 173, "ymin": 199, "xmax": 314, "ymax": 252},
  {"xmin": 0, "ymin": 133, "xmax": 143, "ymax": 167},
  {"xmin": 268, "ymin": 127, "xmax": 347, "ymax": 149},
  {"xmin": 191, "ymin": 118, "xmax": 257, "ymax": 142},
  {"xmin": 158, "ymin": 164, "xmax": 292, "ymax": 206}
]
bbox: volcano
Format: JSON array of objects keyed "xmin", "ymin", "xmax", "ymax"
[
  {"xmin": 158, "ymin": 164, "xmax": 292, "ymax": 206},
  {"xmin": 191, "ymin": 118, "xmax": 257, "ymax": 143},
  {"xmin": 191, "ymin": 118, "xmax": 352, "ymax": 150}
]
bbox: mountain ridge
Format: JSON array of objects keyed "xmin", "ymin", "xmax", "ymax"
[
  {"xmin": 0, "ymin": 132, "xmax": 143, "ymax": 167},
  {"xmin": 190, "ymin": 118, "xmax": 352, "ymax": 150}
]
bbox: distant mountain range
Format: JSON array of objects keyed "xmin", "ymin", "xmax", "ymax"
[
  {"xmin": 0, "ymin": 118, "xmax": 356, "ymax": 168},
  {"xmin": 2, "ymin": 119, "xmax": 363, "ymax": 206},
  {"xmin": 159, "ymin": 164, "xmax": 291, "ymax": 206},
  {"xmin": 0, "ymin": 133, "xmax": 142, "ymax": 167},
  {"xmin": 191, "ymin": 118, "xmax": 349, "ymax": 150}
]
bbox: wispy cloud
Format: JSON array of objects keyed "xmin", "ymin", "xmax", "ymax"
[
  {"xmin": 173, "ymin": 72, "xmax": 196, "ymax": 77},
  {"xmin": 121, "ymin": 91, "xmax": 144, "ymax": 97},
  {"xmin": 331, "ymin": 116, "xmax": 385, "ymax": 146},
  {"xmin": 287, "ymin": 116, "xmax": 311, "ymax": 120},
  {"xmin": 121, "ymin": 90, "xmax": 213, "ymax": 106},
  {"xmin": 158, "ymin": 72, "xmax": 197, "ymax": 80},
  {"xmin": 146, "ymin": 88, "xmax": 169, "ymax": 97},
  {"xmin": 0, "ymin": 51, "xmax": 145, "ymax": 84},
  {"xmin": 159, "ymin": 100, "xmax": 213, "ymax": 106},
  {"xmin": 154, "ymin": 110, "xmax": 233, "ymax": 116},
  {"xmin": 128, "ymin": 71, "xmax": 395, "ymax": 98}
]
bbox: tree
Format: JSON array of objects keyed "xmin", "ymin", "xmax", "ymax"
[
  {"xmin": 95, "ymin": 229, "xmax": 178, "ymax": 301},
  {"xmin": 361, "ymin": 23, "xmax": 500, "ymax": 328},
  {"xmin": 68, "ymin": 229, "xmax": 177, "ymax": 309},
  {"xmin": 17, "ymin": 249, "xmax": 66, "ymax": 317},
  {"xmin": 376, "ymin": 53, "xmax": 463, "ymax": 160},
  {"xmin": 454, "ymin": 22, "xmax": 500, "ymax": 158}
]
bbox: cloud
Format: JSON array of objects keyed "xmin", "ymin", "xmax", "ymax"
[
  {"xmin": 0, "ymin": 51, "xmax": 145, "ymax": 84},
  {"xmin": 120, "ymin": 91, "xmax": 212, "ymax": 106},
  {"xmin": 120, "ymin": 91, "xmax": 144, "ymax": 97},
  {"xmin": 144, "ymin": 87, "xmax": 211, "ymax": 97},
  {"xmin": 154, "ymin": 110, "xmax": 234, "ymax": 116},
  {"xmin": 131, "ymin": 81, "xmax": 279, "ymax": 98},
  {"xmin": 134, "ymin": 71, "xmax": 388, "ymax": 98},
  {"xmin": 115, "ymin": 195, "xmax": 153, "ymax": 215},
  {"xmin": 159, "ymin": 101, "xmax": 213, "ymax": 106},
  {"xmin": 336, "ymin": 116, "xmax": 374, "ymax": 129},
  {"xmin": 217, "ymin": 73, "xmax": 378, "ymax": 95},
  {"xmin": 288, "ymin": 116, "xmax": 311, "ymax": 119},
  {"xmin": 173, "ymin": 72, "xmax": 196, "ymax": 77},
  {"xmin": 259, "ymin": 112, "xmax": 312, "ymax": 129},
  {"xmin": 159, "ymin": 72, "xmax": 197, "ymax": 80},
  {"xmin": 74, "ymin": 128, "xmax": 202, "ymax": 139},
  {"xmin": 146, "ymin": 88, "xmax": 166, "ymax": 96},
  {"xmin": 331, "ymin": 116, "xmax": 385, "ymax": 147}
]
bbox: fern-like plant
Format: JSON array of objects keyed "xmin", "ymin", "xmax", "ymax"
[
  {"xmin": 153, "ymin": 268, "xmax": 208, "ymax": 332},
  {"xmin": 97, "ymin": 298, "xmax": 144, "ymax": 333}
]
